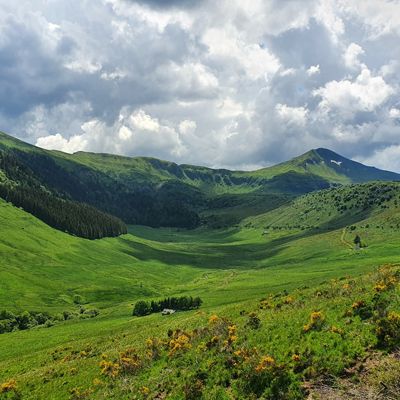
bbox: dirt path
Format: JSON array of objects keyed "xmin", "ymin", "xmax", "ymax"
[{"xmin": 340, "ymin": 227, "xmax": 354, "ymax": 250}]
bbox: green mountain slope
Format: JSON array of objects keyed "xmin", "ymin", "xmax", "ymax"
[
  {"xmin": 2, "ymin": 192, "xmax": 400, "ymax": 399},
  {"xmin": 250, "ymin": 148, "xmax": 400, "ymax": 184},
  {"xmin": 245, "ymin": 181, "xmax": 400, "ymax": 234},
  {"xmin": 1, "ymin": 131, "xmax": 399, "ymax": 232}
]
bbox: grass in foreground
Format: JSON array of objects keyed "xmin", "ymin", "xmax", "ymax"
[
  {"xmin": 2, "ymin": 264, "xmax": 400, "ymax": 399},
  {"xmin": 2, "ymin": 196, "xmax": 400, "ymax": 399}
]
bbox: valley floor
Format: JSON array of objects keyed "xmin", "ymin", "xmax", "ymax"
[{"xmin": 1, "ymin": 201, "xmax": 400, "ymax": 398}]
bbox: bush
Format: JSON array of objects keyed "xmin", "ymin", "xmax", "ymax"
[
  {"xmin": 246, "ymin": 312, "xmax": 261, "ymax": 330},
  {"xmin": 238, "ymin": 355, "xmax": 302, "ymax": 399},
  {"xmin": 0, "ymin": 307, "xmax": 99, "ymax": 335},
  {"xmin": 375, "ymin": 311, "xmax": 400, "ymax": 350},
  {"xmin": 132, "ymin": 301, "xmax": 151, "ymax": 317},
  {"xmin": 133, "ymin": 296, "xmax": 202, "ymax": 317}
]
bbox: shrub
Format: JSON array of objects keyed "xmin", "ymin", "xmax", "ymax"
[
  {"xmin": 351, "ymin": 300, "xmax": 373, "ymax": 320},
  {"xmin": 133, "ymin": 296, "xmax": 203, "ymax": 317},
  {"xmin": 246, "ymin": 312, "xmax": 261, "ymax": 330},
  {"xmin": 375, "ymin": 311, "xmax": 400, "ymax": 350},
  {"xmin": 73, "ymin": 295, "xmax": 85, "ymax": 305},
  {"xmin": 303, "ymin": 311, "xmax": 325, "ymax": 333},
  {"xmin": 0, "ymin": 379, "xmax": 17, "ymax": 394},
  {"xmin": 238, "ymin": 355, "xmax": 302, "ymax": 399},
  {"xmin": 132, "ymin": 301, "xmax": 151, "ymax": 317}
]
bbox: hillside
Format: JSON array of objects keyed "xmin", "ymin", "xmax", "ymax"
[
  {"xmin": 1, "ymin": 156, "xmax": 400, "ymax": 399},
  {"xmin": 1, "ymin": 131, "xmax": 399, "ymax": 233},
  {"xmin": 1, "ymin": 194, "xmax": 400, "ymax": 398},
  {"xmin": 251, "ymin": 148, "xmax": 400, "ymax": 184},
  {"xmin": 245, "ymin": 181, "xmax": 400, "ymax": 234}
]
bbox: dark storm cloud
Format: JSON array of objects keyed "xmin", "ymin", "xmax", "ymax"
[
  {"xmin": 0, "ymin": 18, "xmax": 75, "ymax": 118},
  {"xmin": 266, "ymin": 20, "xmax": 345, "ymax": 82}
]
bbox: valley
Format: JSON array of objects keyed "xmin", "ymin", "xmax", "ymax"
[{"xmin": 1, "ymin": 132, "xmax": 400, "ymax": 399}]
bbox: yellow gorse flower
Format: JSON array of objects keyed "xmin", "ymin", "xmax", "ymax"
[
  {"xmin": 310, "ymin": 311, "xmax": 323, "ymax": 321},
  {"xmin": 140, "ymin": 386, "xmax": 150, "ymax": 395},
  {"xmin": 0, "ymin": 379, "xmax": 17, "ymax": 393},
  {"xmin": 255, "ymin": 355, "xmax": 275, "ymax": 372},
  {"xmin": 291, "ymin": 354, "xmax": 301, "ymax": 362},
  {"xmin": 99, "ymin": 360, "xmax": 120, "ymax": 378},
  {"xmin": 331, "ymin": 326, "xmax": 344, "ymax": 335},
  {"xmin": 351, "ymin": 300, "xmax": 365, "ymax": 309},
  {"xmin": 374, "ymin": 282, "xmax": 387, "ymax": 292},
  {"xmin": 169, "ymin": 333, "xmax": 192, "ymax": 356},
  {"xmin": 209, "ymin": 314, "xmax": 219, "ymax": 324}
]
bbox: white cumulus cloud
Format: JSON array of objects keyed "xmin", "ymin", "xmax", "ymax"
[
  {"xmin": 314, "ymin": 68, "xmax": 394, "ymax": 117},
  {"xmin": 276, "ymin": 104, "xmax": 308, "ymax": 126},
  {"xmin": 343, "ymin": 43, "xmax": 364, "ymax": 69},
  {"xmin": 307, "ymin": 64, "xmax": 320, "ymax": 76},
  {"xmin": 36, "ymin": 133, "xmax": 87, "ymax": 154}
]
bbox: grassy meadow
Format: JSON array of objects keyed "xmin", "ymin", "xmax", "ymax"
[{"xmin": 1, "ymin": 195, "xmax": 400, "ymax": 399}]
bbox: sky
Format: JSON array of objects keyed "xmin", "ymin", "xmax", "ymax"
[{"xmin": 1, "ymin": 0, "xmax": 400, "ymax": 171}]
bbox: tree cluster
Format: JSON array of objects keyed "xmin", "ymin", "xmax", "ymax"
[
  {"xmin": 0, "ymin": 151, "xmax": 127, "ymax": 239},
  {"xmin": 0, "ymin": 307, "xmax": 99, "ymax": 334},
  {"xmin": 7, "ymin": 149, "xmax": 202, "ymax": 229},
  {"xmin": 132, "ymin": 296, "xmax": 203, "ymax": 317}
]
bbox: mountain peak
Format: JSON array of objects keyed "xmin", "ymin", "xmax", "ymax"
[{"xmin": 283, "ymin": 147, "xmax": 400, "ymax": 184}]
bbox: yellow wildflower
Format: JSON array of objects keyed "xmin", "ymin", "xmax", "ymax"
[
  {"xmin": 255, "ymin": 355, "xmax": 275, "ymax": 372},
  {"xmin": 291, "ymin": 354, "xmax": 301, "ymax": 362},
  {"xmin": 351, "ymin": 300, "xmax": 365, "ymax": 309},
  {"xmin": 209, "ymin": 315, "xmax": 219, "ymax": 324},
  {"xmin": 331, "ymin": 326, "xmax": 344, "ymax": 335},
  {"xmin": 0, "ymin": 379, "xmax": 17, "ymax": 393},
  {"xmin": 284, "ymin": 296, "xmax": 294, "ymax": 304},
  {"xmin": 374, "ymin": 282, "xmax": 387, "ymax": 292},
  {"xmin": 140, "ymin": 386, "xmax": 150, "ymax": 395},
  {"xmin": 310, "ymin": 311, "xmax": 323, "ymax": 321}
]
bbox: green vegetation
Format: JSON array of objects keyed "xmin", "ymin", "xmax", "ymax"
[
  {"xmin": 132, "ymin": 296, "xmax": 203, "ymax": 317},
  {"xmin": 1, "ymin": 181, "xmax": 400, "ymax": 398},
  {"xmin": 0, "ymin": 307, "xmax": 99, "ymax": 334},
  {"xmin": 245, "ymin": 181, "xmax": 400, "ymax": 231},
  {"xmin": 92, "ymin": 265, "xmax": 400, "ymax": 399},
  {"xmin": 2, "ymin": 131, "xmax": 400, "ymax": 398},
  {"xmin": 1, "ymin": 131, "xmax": 399, "ymax": 234},
  {"xmin": 0, "ymin": 150, "xmax": 127, "ymax": 239}
]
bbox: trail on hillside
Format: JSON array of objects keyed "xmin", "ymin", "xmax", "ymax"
[{"xmin": 341, "ymin": 227, "xmax": 354, "ymax": 250}]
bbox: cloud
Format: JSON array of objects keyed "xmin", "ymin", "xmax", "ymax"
[
  {"xmin": 389, "ymin": 108, "xmax": 400, "ymax": 119},
  {"xmin": 307, "ymin": 64, "xmax": 320, "ymax": 76},
  {"xmin": 313, "ymin": 68, "xmax": 394, "ymax": 117},
  {"xmin": 339, "ymin": 0, "xmax": 400, "ymax": 38},
  {"xmin": 126, "ymin": 0, "xmax": 201, "ymax": 9},
  {"xmin": 343, "ymin": 43, "xmax": 365, "ymax": 69},
  {"xmin": 36, "ymin": 133, "xmax": 87, "ymax": 154},
  {"xmin": 1, "ymin": 0, "xmax": 400, "ymax": 171},
  {"xmin": 202, "ymin": 27, "xmax": 280, "ymax": 80},
  {"xmin": 276, "ymin": 104, "xmax": 308, "ymax": 126},
  {"xmin": 179, "ymin": 120, "xmax": 196, "ymax": 135},
  {"xmin": 360, "ymin": 145, "xmax": 400, "ymax": 172},
  {"xmin": 130, "ymin": 110, "xmax": 160, "ymax": 132}
]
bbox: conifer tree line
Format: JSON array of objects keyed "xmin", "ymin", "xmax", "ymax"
[
  {"xmin": 0, "ymin": 151, "xmax": 127, "ymax": 239},
  {"xmin": 132, "ymin": 296, "xmax": 203, "ymax": 317},
  {"xmin": 5, "ymin": 149, "xmax": 202, "ymax": 229}
]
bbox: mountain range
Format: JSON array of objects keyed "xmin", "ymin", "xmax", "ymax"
[{"xmin": 0, "ymin": 130, "xmax": 399, "ymax": 236}]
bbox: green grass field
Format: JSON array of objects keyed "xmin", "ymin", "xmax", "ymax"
[{"xmin": 1, "ymin": 195, "xmax": 400, "ymax": 399}]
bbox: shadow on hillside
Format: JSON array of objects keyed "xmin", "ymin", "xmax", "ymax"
[{"xmin": 120, "ymin": 208, "xmax": 374, "ymax": 269}]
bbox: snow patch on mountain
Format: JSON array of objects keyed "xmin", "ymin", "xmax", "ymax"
[{"xmin": 331, "ymin": 160, "xmax": 342, "ymax": 166}]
